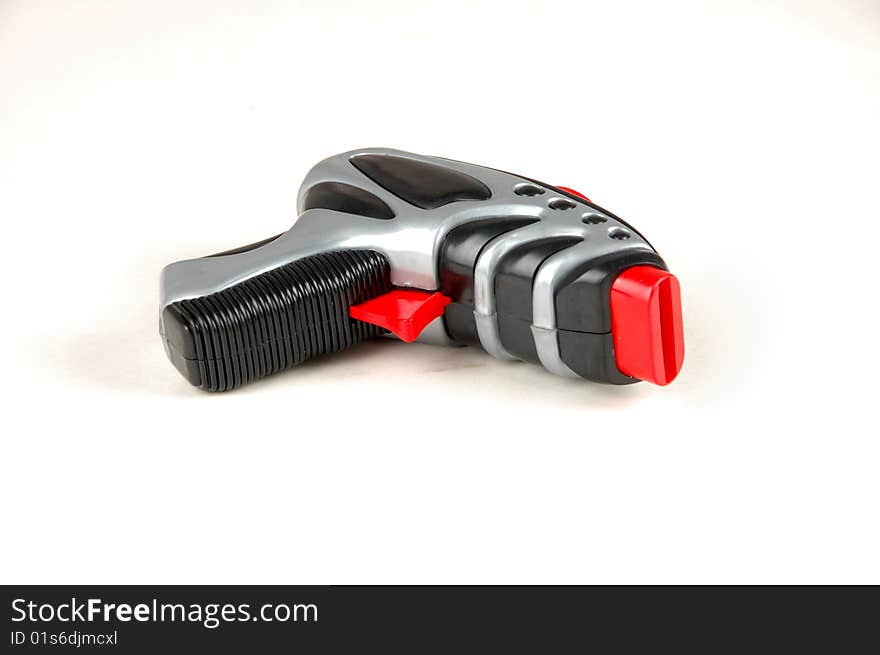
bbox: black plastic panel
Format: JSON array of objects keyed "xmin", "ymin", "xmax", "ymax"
[
  {"xmin": 557, "ymin": 330, "xmax": 636, "ymax": 385},
  {"xmin": 485, "ymin": 236, "xmax": 582, "ymax": 363},
  {"xmin": 438, "ymin": 217, "xmax": 537, "ymax": 346},
  {"xmin": 494, "ymin": 237, "xmax": 583, "ymax": 323},
  {"xmin": 443, "ymin": 303, "xmax": 481, "ymax": 346},
  {"xmin": 302, "ymin": 181, "xmax": 395, "ymax": 220},
  {"xmin": 497, "ymin": 315, "xmax": 540, "ymax": 364},
  {"xmin": 351, "ymin": 154, "xmax": 491, "ymax": 209},
  {"xmin": 438, "ymin": 217, "xmax": 538, "ymax": 304}
]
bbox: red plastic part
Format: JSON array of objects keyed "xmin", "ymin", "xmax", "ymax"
[
  {"xmin": 556, "ymin": 186, "xmax": 591, "ymax": 203},
  {"xmin": 610, "ymin": 266, "xmax": 684, "ymax": 385},
  {"xmin": 349, "ymin": 289, "xmax": 452, "ymax": 343}
]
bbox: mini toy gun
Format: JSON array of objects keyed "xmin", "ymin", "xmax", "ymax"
[{"xmin": 160, "ymin": 148, "xmax": 684, "ymax": 391}]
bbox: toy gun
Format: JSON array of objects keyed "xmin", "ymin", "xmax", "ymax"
[{"xmin": 160, "ymin": 148, "xmax": 684, "ymax": 391}]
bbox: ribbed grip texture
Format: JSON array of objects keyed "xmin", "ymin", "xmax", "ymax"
[{"xmin": 162, "ymin": 250, "xmax": 391, "ymax": 391}]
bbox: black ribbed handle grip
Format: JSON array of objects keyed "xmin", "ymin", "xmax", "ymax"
[{"xmin": 161, "ymin": 250, "xmax": 392, "ymax": 391}]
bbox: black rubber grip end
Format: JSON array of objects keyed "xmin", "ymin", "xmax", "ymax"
[{"xmin": 162, "ymin": 250, "xmax": 391, "ymax": 391}]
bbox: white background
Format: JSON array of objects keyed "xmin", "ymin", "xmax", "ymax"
[{"xmin": 1, "ymin": 0, "xmax": 878, "ymax": 584}]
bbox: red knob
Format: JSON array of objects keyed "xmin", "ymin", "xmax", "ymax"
[{"xmin": 610, "ymin": 266, "xmax": 684, "ymax": 385}]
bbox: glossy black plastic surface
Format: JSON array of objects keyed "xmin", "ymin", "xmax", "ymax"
[{"xmin": 351, "ymin": 154, "xmax": 491, "ymax": 209}]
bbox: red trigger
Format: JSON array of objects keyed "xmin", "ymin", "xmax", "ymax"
[{"xmin": 349, "ymin": 290, "xmax": 451, "ymax": 343}]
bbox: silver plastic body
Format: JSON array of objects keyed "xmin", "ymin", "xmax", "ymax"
[{"xmin": 159, "ymin": 148, "xmax": 653, "ymax": 376}]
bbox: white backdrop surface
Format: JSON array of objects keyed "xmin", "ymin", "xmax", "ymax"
[{"xmin": 1, "ymin": 0, "xmax": 878, "ymax": 583}]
